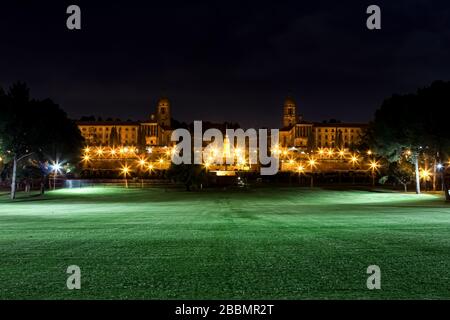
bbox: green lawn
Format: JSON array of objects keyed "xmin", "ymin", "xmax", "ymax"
[{"xmin": 0, "ymin": 186, "xmax": 449, "ymax": 299}]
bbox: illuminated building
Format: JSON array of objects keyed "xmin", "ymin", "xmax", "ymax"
[
  {"xmin": 279, "ymin": 97, "xmax": 367, "ymax": 149},
  {"xmin": 77, "ymin": 97, "xmax": 173, "ymax": 147}
]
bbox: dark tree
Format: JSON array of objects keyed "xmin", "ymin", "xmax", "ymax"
[
  {"xmin": 369, "ymin": 81, "xmax": 450, "ymax": 197},
  {"xmin": 0, "ymin": 82, "xmax": 83, "ymax": 199},
  {"xmin": 166, "ymin": 164, "xmax": 208, "ymax": 191}
]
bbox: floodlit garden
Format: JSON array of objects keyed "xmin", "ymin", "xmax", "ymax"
[{"xmin": 0, "ymin": 186, "xmax": 449, "ymax": 299}]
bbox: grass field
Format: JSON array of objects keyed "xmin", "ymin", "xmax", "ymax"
[{"xmin": 0, "ymin": 186, "xmax": 449, "ymax": 299}]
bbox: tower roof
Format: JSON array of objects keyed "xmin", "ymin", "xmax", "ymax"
[
  {"xmin": 158, "ymin": 96, "xmax": 170, "ymax": 105},
  {"xmin": 284, "ymin": 96, "xmax": 296, "ymax": 106}
]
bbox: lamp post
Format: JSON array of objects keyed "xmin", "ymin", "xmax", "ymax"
[
  {"xmin": 369, "ymin": 160, "xmax": 380, "ymax": 187},
  {"xmin": 349, "ymin": 154, "xmax": 359, "ymax": 184},
  {"xmin": 308, "ymin": 158, "xmax": 317, "ymax": 188},
  {"xmin": 121, "ymin": 164, "xmax": 130, "ymax": 188},
  {"xmin": 50, "ymin": 161, "xmax": 62, "ymax": 190},
  {"xmin": 297, "ymin": 164, "xmax": 305, "ymax": 184},
  {"xmin": 436, "ymin": 163, "xmax": 444, "ymax": 191}
]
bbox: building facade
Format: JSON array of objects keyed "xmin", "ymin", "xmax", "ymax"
[
  {"xmin": 77, "ymin": 97, "xmax": 173, "ymax": 147},
  {"xmin": 279, "ymin": 97, "xmax": 367, "ymax": 150},
  {"xmin": 76, "ymin": 96, "xmax": 368, "ymax": 175}
]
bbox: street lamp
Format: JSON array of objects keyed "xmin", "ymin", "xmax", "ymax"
[
  {"xmin": 120, "ymin": 164, "xmax": 131, "ymax": 188},
  {"xmin": 297, "ymin": 164, "xmax": 305, "ymax": 184},
  {"xmin": 369, "ymin": 160, "xmax": 380, "ymax": 187},
  {"xmin": 419, "ymin": 168, "xmax": 431, "ymax": 181},
  {"xmin": 50, "ymin": 161, "xmax": 62, "ymax": 190},
  {"xmin": 308, "ymin": 157, "xmax": 318, "ymax": 188}
]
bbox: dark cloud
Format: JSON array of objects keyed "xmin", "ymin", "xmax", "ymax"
[{"xmin": 1, "ymin": 1, "xmax": 449, "ymax": 128}]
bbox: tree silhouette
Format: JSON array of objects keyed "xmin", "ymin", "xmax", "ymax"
[
  {"xmin": 370, "ymin": 81, "xmax": 450, "ymax": 196},
  {"xmin": 0, "ymin": 82, "xmax": 83, "ymax": 199}
]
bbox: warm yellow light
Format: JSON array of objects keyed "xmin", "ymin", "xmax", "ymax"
[
  {"xmin": 420, "ymin": 168, "xmax": 431, "ymax": 181},
  {"xmin": 82, "ymin": 154, "xmax": 90, "ymax": 161},
  {"xmin": 282, "ymin": 150, "xmax": 288, "ymax": 156},
  {"xmin": 119, "ymin": 148, "xmax": 125, "ymax": 154},
  {"xmin": 308, "ymin": 157, "xmax": 317, "ymax": 168},
  {"xmin": 110, "ymin": 149, "xmax": 116, "ymax": 156},
  {"xmin": 338, "ymin": 149, "xmax": 345, "ymax": 157},
  {"xmin": 96, "ymin": 148, "xmax": 104, "ymax": 156},
  {"xmin": 405, "ymin": 150, "xmax": 412, "ymax": 156},
  {"xmin": 137, "ymin": 157, "xmax": 147, "ymax": 167},
  {"xmin": 297, "ymin": 165, "xmax": 305, "ymax": 173},
  {"xmin": 271, "ymin": 145, "xmax": 281, "ymax": 155},
  {"xmin": 327, "ymin": 149, "xmax": 334, "ymax": 157},
  {"xmin": 204, "ymin": 162, "xmax": 211, "ymax": 168},
  {"xmin": 369, "ymin": 160, "xmax": 380, "ymax": 170},
  {"xmin": 159, "ymin": 158, "xmax": 164, "ymax": 164},
  {"xmin": 238, "ymin": 157, "xmax": 246, "ymax": 165},
  {"xmin": 349, "ymin": 154, "xmax": 359, "ymax": 165},
  {"xmin": 367, "ymin": 150, "xmax": 373, "ymax": 155},
  {"xmin": 0, "ymin": 156, "xmax": 3, "ymax": 162},
  {"xmin": 146, "ymin": 147, "xmax": 153, "ymax": 154},
  {"xmin": 288, "ymin": 159, "xmax": 294, "ymax": 165},
  {"xmin": 124, "ymin": 147, "xmax": 129, "ymax": 153},
  {"xmin": 120, "ymin": 164, "xmax": 131, "ymax": 176},
  {"xmin": 318, "ymin": 148, "xmax": 325, "ymax": 155},
  {"xmin": 148, "ymin": 164, "xmax": 154, "ymax": 171},
  {"xmin": 84, "ymin": 147, "xmax": 90, "ymax": 154}
]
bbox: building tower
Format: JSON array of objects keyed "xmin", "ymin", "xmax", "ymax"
[
  {"xmin": 156, "ymin": 97, "xmax": 171, "ymax": 128},
  {"xmin": 282, "ymin": 96, "xmax": 297, "ymax": 128}
]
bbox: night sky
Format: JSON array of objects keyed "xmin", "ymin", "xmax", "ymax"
[{"xmin": 1, "ymin": 1, "xmax": 449, "ymax": 128}]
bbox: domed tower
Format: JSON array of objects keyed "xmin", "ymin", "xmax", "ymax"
[
  {"xmin": 282, "ymin": 96, "xmax": 297, "ymax": 128},
  {"xmin": 156, "ymin": 97, "xmax": 171, "ymax": 128}
]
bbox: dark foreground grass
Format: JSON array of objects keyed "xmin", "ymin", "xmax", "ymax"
[{"xmin": 0, "ymin": 186, "xmax": 449, "ymax": 299}]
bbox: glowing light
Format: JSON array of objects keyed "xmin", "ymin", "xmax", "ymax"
[
  {"xmin": 119, "ymin": 148, "xmax": 125, "ymax": 154},
  {"xmin": 159, "ymin": 158, "xmax": 164, "ymax": 164},
  {"xmin": 204, "ymin": 162, "xmax": 211, "ymax": 169},
  {"xmin": 297, "ymin": 165, "xmax": 305, "ymax": 173},
  {"xmin": 338, "ymin": 149, "xmax": 345, "ymax": 158},
  {"xmin": 282, "ymin": 150, "xmax": 288, "ymax": 156},
  {"xmin": 84, "ymin": 147, "xmax": 90, "ymax": 154},
  {"xmin": 124, "ymin": 147, "xmax": 129, "ymax": 153},
  {"xmin": 120, "ymin": 164, "xmax": 131, "ymax": 176},
  {"xmin": 420, "ymin": 168, "xmax": 432, "ymax": 181},
  {"xmin": 318, "ymin": 148, "xmax": 325, "ymax": 156},
  {"xmin": 349, "ymin": 154, "xmax": 359, "ymax": 165},
  {"xmin": 308, "ymin": 157, "xmax": 317, "ymax": 169},
  {"xmin": 0, "ymin": 156, "xmax": 3, "ymax": 162},
  {"xmin": 137, "ymin": 157, "xmax": 147, "ymax": 167},
  {"xmin": 437, "ymin": 163, "xmax": 443, "ymax": 170},
  {"xmin": 288, "ymin": 159, "xmax": 294, "ymax": 165},
  {"xmin": 148, "ymin": 164, "xmax": 154, "ymax": 171},
  {"xmin": 271, "ymin": 145, "xmax": 281, "ymax": 155},
  {"xmin": 110, "ymin": 149, "xmax": 116, "ymax": 156},
  {"xmin": 327, "ymin": 149, "xmax": 334, "ymax": 157},
  {"xmin": 82, "ymin": 154, "xmax": 90, "ymax": 161},
  {"xmin": 146, "ymin": 147, "xmax": 153, "ymax": 154},
  {"xmin": 369, "ymin": 160, "xmax": 380, "ymax": 171},
  {"xmin": 405, "ymin": 150, "xmax": 412, "ymax": 156},
  {"xmin": 367, "ymin": 150, "xmax": 373, "ymax": 156},
  {"xmin": 50, "ymin": 161, "xmax": 62, "ymax": 173},
  {"xmin": 96, "ymin": 148, "xmax": 104, "ymax": 156}
]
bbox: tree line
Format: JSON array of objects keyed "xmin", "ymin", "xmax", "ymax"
[{"xmin": 0, "ymin": 82, "xmax": 83, "ymax": 199}]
